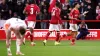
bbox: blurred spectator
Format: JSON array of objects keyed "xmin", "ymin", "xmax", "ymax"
[
  {"xmin": 0, "ymin": 0, "xmax": 3, "ymax": 4},
  {"xmin": 36, "ymin": 0, "xmax": 40, "ymax": 5},
  {"xmin": 84, "ymin": 0, "xmax": 92, "ymax": 7},
  {"xmin": 40, "ymin": 1, "xmax": 48, "ymax": 29},
  {"xmin": 6, "ymin": 0, "xmax": 14, "ymax": 11},
  {"xmin": 46, "ymin": 0, "xmax": 50, "ymax": 3},
  {"xmin": 85, "ymin": 5, "xmax": 93, "ymax": 20},
  {"xmin": 98, "ymin": 2, "xmax": 100, "ymax": 6},
  {"xmin": 0, "ymin": 0, "xmax": 2, "ymax": 19},
  {"xmin": 74, "ymin": 0, "xmax": 80, "ymax": 3},
  {"xmin": 15, "ymin": 0, "xmax": 25, "ymax": 20},
  {"xmin": 77, "ymin": 21, "xmax": 89, "ymax": 40},
  {"xmin": 96, "ymin": 5, "xmax": 100, "ymax": 20},
  {"xmin": 7, "ymin": 10, "xmax": 13, "ymax": 18},
  {"xmin": 69, "ymin": 0, "xmax": 81, "ymax": 7},
  {"xmin": 6, "ymin": 0, "xmax": 14, "ymax": 18},
  {"xmin": 79, "ymin": 2, "xmax": 86, "ymax": 20},
  {"xmin": 79, "ymin": 0, "xmax": 84, "ymax": 2},
  {"xmin": 69, "ymin": 0, "xmax": 74, "ymax": 7},
  {"xmin": 61, "ymin": 2, "xmax": 70, "ymax": 29},
  {"xmin": 0, "ymin": 0, "xmax": 9, "ymax": 20}
]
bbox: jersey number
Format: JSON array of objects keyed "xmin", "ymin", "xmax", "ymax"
[
  {"xmin": 52, "ymin": 10, "xmax": 56, "ymax": 16},
  {"xmin": 30, "ymin": 8, "xmax": 34, "ymax": 14}
]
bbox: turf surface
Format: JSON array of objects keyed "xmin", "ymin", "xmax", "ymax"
[{"xmin": 0, "ymin": 40, "xmax": 100, "ymax": 56}]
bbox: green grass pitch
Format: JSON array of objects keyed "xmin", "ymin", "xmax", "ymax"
[{"xmin": 0, "ymin": 40, "xmax": 100, "ymax": 56}]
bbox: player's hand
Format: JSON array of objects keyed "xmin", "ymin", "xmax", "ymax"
[{"xmin": 83, "ymin": 11, "xmax": 88, "ymax": 15}]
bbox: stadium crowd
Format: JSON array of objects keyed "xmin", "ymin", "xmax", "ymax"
[{"xmin": 0, "ymin": 0, "xmax": 100, "ymax": 29}]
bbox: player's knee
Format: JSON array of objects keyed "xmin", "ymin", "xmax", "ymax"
[{"xmin": 28, "ymin": 27, "xmax": 33, "ymax": 33}]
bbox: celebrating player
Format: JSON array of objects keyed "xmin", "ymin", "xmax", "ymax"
[
  {"xmin": 4, "ymin": 17, "xmax": 27, "ymax": 56},
  {"xmin": 43, "ymin": 2, "xmax": 62, "ymax": 46},
  {"xmin": 61, "ymin": 3, "xmax": 88, "ymax": 45},
  {"xmin": 23, "ymin": 0, "xmax": 40, "ymax": 46},
  {"xmin": 67, "ymin": 3, "xmax": 80, "ymax": 45}
]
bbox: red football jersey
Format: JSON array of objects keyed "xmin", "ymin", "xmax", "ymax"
[
  {"xmin": 50, "ymin": 7, "xmax": 62, "ymax": 24},
  {"xmin": 69, "ymin": 8, "xmax": 80, "ymax": 24},
  {"xmin": 60, "ymin": 0, "xmax": 65, "ymax": 3},
  {"xmin": 24, "ymin": 4, "xmax": 40, "ymax": 21}
]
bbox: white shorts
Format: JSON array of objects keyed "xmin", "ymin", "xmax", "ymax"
[
  {"xmin": 49, "ymin": 24, "xmax": 61, "ymax": 31},
  {"xmin": 69, "ymin": 24, "xmax": 78, "ymax": 31},
  {"xmin": 27, "ymin": 21, "xmax": 36, "ymax": 29}
]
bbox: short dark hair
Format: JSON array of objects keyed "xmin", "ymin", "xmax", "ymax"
[
  {"xmin": 56, "ymin": 2, "xmax": 61, "ymax": 8},
  {"xmin": 73, "ymin": 2, "xmax": 80, "ymax": 8},
  {"xmin": 29, "ymin": 0, "xmax": 36, "ymax": 4},
  {"xmin": 19, "ymin": 27, "xmax": 26, "ymax": 35}
]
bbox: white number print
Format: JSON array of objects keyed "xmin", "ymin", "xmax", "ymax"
[
  {"xmin": 51, "ymin": 9, "xmax": 56, "ymax": 16},
  {"xmin": 30, "ymin": 8, "xmax": 34, "ymax": 14}
]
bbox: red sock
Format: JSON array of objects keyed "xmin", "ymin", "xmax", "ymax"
[
  {"xmin": 71, "ymin": 38, "xmax": 75, "ymax": 43},
  {"xmin": 45, "ymin": 32, "xmax": 50, "ymax": 40},
  {"xmin": 30, "ymin": 34, "xmax": 34, "ymax": 42},
  {"xmin": 56, "ymin": 32, "xmax": 60, "ymax": 42}
]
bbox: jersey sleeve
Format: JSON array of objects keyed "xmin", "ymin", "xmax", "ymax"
[
  {"xmin": 24, "ymin": 5, "xmax": 29, "ymax": 12},
  {"xmin": 36, "ymin": 5, "xmax": 40, "ymax": 13},
  {"xmin": 69, "ymin": 9, "xmax": 74, "ymax": 18}
]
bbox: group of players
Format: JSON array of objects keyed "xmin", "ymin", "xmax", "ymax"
[{"xmin": 4, "ymin": 0, "xmax": 88, "ymax": 56}]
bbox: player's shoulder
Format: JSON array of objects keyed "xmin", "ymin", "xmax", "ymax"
[
  {"xmin": 34, "ymin": 4, "xmax": 39, "ymax": 8},
  {"xmin": 56, "ymin": 7, "xmax": 60, "ymax": 12},
  {"xmin": 71, "ymin": 8, "xmax": 76, "ymax": 12},
  {"xmin": 10, "ymin": 17, "xmax": 18, "ymax": 20},
  {"xmin": 25, "ymin": 5, "xmax": 30, "ymax": 8},
  {"xmin": 6, "ymin": 17, "xmax": 16, "ymax": 23},
  {"xmin": 52, "ymin": 7, "xmax": 57, "ymax": 10}
]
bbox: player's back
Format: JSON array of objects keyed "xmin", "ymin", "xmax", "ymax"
[
  {"xmin": 69, "ymin": 8, "xmax": 80, "ymax": 24},
  {"xmin": 69, "ymin": 8, "xmax": 80, "ymax": 19},
  {"xmin": 50, "ymin": 7, "xmax": 61, "ymax": 24},
  {"xmin": 25, "ymin": 4, "xmax": 40, "ymax": 21},
  {"xmin": 5, "ymin": 18, "xmax": 27, "ymax": 29}
]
